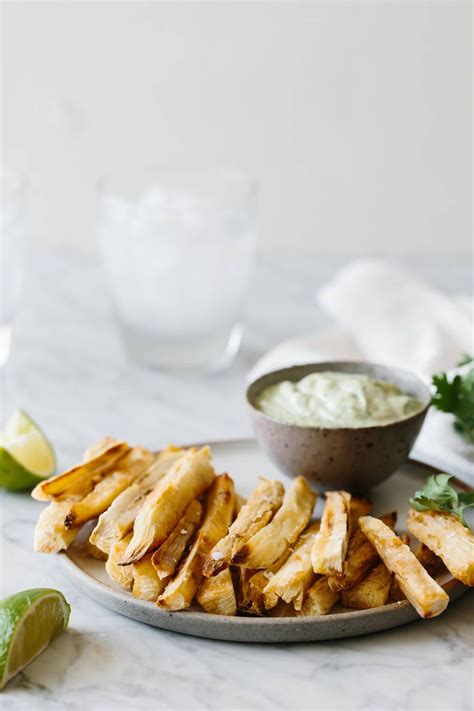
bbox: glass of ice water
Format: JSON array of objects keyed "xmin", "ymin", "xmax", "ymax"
[
  {"xmin": 0, "ymin": 171, "xmax": 26, "ymax": 368},
  {"xmin": 97, "ymin": 166, "xmax": 257, "ymax": 371}
]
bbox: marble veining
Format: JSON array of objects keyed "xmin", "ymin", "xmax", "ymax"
[{"xmin": 1, "ymin": 251, "xmax": 473, "ymax": 710}]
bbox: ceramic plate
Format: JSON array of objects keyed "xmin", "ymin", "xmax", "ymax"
[{"xmin": 59, "ymin": 439, "xmax": 468, "ymax": 643}]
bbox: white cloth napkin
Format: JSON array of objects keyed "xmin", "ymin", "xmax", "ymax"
[{"xmin": 250, "ymin": 260, "xmax": 474, "ymax": 485}]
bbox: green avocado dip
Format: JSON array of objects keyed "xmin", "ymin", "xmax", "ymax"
[{"xmin": 255, "ymin": 371, "xmax": 422, "ymax": 428}]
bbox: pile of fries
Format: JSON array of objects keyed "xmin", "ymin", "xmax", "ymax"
[{"xmin": 32, "ymin": 438, "xmax": 474, "ymax": 619}]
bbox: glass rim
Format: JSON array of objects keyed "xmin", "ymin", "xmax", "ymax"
[{"xmin": 95, "ymin": 163, "xmax": 258, "ymax": 201}]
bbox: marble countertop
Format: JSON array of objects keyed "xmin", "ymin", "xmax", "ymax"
[{"xmin": 2, "ymin": 251, "xmax": 473, "ymax": 710}]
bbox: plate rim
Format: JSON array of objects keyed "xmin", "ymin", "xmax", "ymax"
[
  {"xmin": 59, "ymin": 549, "xmax": 466, "ymax": 629},
  {"xmin": 58, "ymin": 437, "xmax": 470, "ymax": 639}
]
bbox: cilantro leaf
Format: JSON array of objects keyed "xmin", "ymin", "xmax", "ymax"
[
  {"xmin": 410, "ymin": 474, "xmax": 474, "ymax": 527},
  {"xmin": 432, "ymin": 360, "xmax": 474, "ymax": 443}
]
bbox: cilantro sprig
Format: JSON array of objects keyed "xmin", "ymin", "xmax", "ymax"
[
  {"xmin": 409, "ymin": 473, "xmax": 474, "ymax": 528},
  {"xmin": 432, "ymin": 355, "xmax": 474, "ymax": 443}
]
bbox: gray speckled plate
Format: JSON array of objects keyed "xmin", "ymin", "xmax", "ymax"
[{"xmin": 59, "ymin": 439, "xmax": 468, "ymax": 643}]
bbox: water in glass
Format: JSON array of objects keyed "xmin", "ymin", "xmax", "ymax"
[{"xmin": 98, "ymin": 167, "xmax": 256, "ymax": 371}]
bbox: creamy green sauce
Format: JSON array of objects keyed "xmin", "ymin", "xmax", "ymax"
[{"xmin": 256, "ymin": 371, "xmax": 422, "ymax": 428}]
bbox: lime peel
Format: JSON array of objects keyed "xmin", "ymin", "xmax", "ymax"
[
  {"xmin": 0, "ymin": 410, "xmax": 56, "ymax": 491},
  {"xmin": 0, "ymin": 588, "xmax": 70, "ymax": 689}
]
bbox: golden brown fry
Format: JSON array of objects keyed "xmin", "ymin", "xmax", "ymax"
[
  {"xmin": 359, "ymin": 516, "xmax": 449, "ymax": 618},
  {"xmin": 33, "ymin": 501, "xmax": 79, "ymax": 553},
  {"xmin": 311, "ymin": 491, "xmax": 351, "ymax": 575},
  {"xmin": 297, "ymin": 577, "xmax": 340, "ymax": 616},
  {"xmin": 233, "ymin": 477, "xmax": 316, "ymax": 569},
  {"xmin": 345, "ymin": 528, "xmax": 368, "ymax": 558},
  {"xmin": 106, "ymin": 534, "xmax": 133, "ymax": 590},
  {"xmin": 243, "ymin": 566, "xmax": 270, "ymax": 615},
  {"xmin": 203, "ymin": 478, "xmax": 284, "ymax": 577},
  {"xmin": 328, "ymin": 512, "xmax": 397, "ymax": 592},
  {"xmin": 33, "ymin": 438, "xmax": 126, "ymax": 553},
  {"xmin": 82, "ymin": 436, "xmax": 119, "ymax": 462},
  {"xmin": 195, "ymin": 474, "xmax": 234, "ymax": 552},
  {"xmin": 83, "ymin": 538, "xmax": 108, "ymax": 561},
  {"xmin": 132, "ymin": 555, "xmax": 169, "ymax": 601},
  {"xmin": 407, "ymin": 508, "xmax": 474, "ymax": 587},
  {"xmin": 158, "ymin": 474, "xmax": 235, "ymax": 610},
  {"xmin": 349, "ymin": 497, "xmax": 372, "ymax": 531},
  {"xmin": 391, "ymin": 541, "xmax": 445, "ymax": 601},
  {"xmin": 64, "ymin": 447, "xmax": 154, "ymax": 529},
  {"xmin": 342, "ymin": 563, "xmax": 392, "ymax": 609},
  {"xmin": 242, "ymin": 550, "xmax": 292, "ymax": 615},
  {"xmin": 389, "ymin": 533, "xmax": 410, "ymax": 601},
  {"xmin": 263, "ymin": 523, "xmax": 320, "ymax": 610},
  {"xmin": 243, "ymin": 571, "xmax": 274, "ymax": 615},
  {"xmin": 234, "ymin": 494, "xmax": 246, "ymax": 517},
  {"xmin": 341, "ymin": 497, "xmax": 374, "ymax": 554},
  {"xmin": 32, "ymin": 441, "xmax": 130, "ymax": 502},
  {"xmin": 269, "ymin": 601, "xmax": 296, "ymax": 617},
  {"xmin": 151, "ymin": 499, "xmax": 203, "ymax": 579},
  {"xmin": 236, "ymin": 567, "xmax": 256, "ymax": 611},
  {"xmin": 325, "ymin": 497, "xmax": 372, "ymax": 563},
  {"xmin": 196, "ymin": 569, "xmax": 237, "ymax": 615},
  {"xmin": 89, "ymin": 446, "xmax": 185, "ymax": 554},
  {"xmin": 415, "ymin": 542, "xmax": 445, "ymax": 578},
  {"xmin": 121, "ymin": 447, "xmax": 215, "ymax": 565}
]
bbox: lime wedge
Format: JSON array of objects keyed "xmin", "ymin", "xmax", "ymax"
[
  {"xmin": 0, "ymin": 588, "xmax": 70, "ymax": 689},
  {"xmin": 0, "ymin": 410, "xmax": 56, "ymax": 490}
]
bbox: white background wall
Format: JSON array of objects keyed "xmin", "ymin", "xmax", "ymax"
[{"xmin": 2, "ymin": 1, "xmax": 472, "ymax": 258}]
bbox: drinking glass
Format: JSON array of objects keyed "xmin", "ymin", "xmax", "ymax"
[
  {"xmin": 0, "ymin": 171, "xmax": 26, "ymax": 368},
  {"xmin": 97, "ymin": 166, "xmax": 257, "ymax": 371}
]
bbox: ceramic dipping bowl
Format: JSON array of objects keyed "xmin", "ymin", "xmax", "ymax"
[{"xmin": 246, "ymin": 361, "xmax": 432, "ymax": 492}]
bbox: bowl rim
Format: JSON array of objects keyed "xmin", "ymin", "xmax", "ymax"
[{"xmin": 246, "ymin": 360, "xmax": 432, "ymax": 432}]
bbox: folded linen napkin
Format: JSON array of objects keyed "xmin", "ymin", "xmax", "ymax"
[{"xmin": 250, "ymin": 260, "xmax": 473, "ymax": 485}]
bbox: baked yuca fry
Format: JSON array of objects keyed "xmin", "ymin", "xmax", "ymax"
[
  {"xmin": 234, "ymin": 494, "xmax": 246, "ymax": 517},
  {"xmin": 344, "ymin": 527, "xmax": 368, "ymax": 559},
  {"xmin": 82, "ymin": 436, "xmax": 119, "ymax": 462},
  {"xmin": 389, "ymin": 533, "xmax": 410, "ymax": 601},
  {"xmin": 32, "ymin": 441, "xmax": 130, "ymax": 501},
  {"xmin": 315, "ymin": 497, "xmax": 371, "ymax": 569},
  {"xmin": 33, "ymin": 500, "xmax": 80, "ymax": 553},
  {"xmin": 89, "ymin": 446, "xmax": 185, "ymax": 554},
  {"xmin": 349, "ymin": 497, "xmax": 372, "ymax": 530},
  {"xmin": 297, "ymin": 577, "xmax": 340, "ymax": 616},
  {"xmin": 407, "ymin": 508, "xmax": 474, "ymax": 587},
  {"xmin": 311, "ymin": 491, "xmax": 351, "ymax": 575},
  {"xmin": 106, "ymin": 535, "xmax": 133, "ymax": 590},
  {"xmin": 336, "ymin": 496, "xmax": 372, "ymax": 555},
  {"xmin": 33, "ymin": 439, "xmax": 125, "ymax": 553},
  {"xmin": 203, "ymin": 478, "xmax": 284, "ymax": 577},
  {"xmin": 64, "ymin": 446, "xmax": 154, "ymax": 529},
  {"xmin": 415, "ymin": 543, "xmax": 445, "ymax": 578},
  {"xmin": 132, "ymin": 555, "xmax": 169, "ymax": 601},
  {"xmin": 158, "ymin": 474, "xmax": 235, "ymax": 610},
  {"xmin": 151, "ymin": 499, "xmax": 203, "ymax": 579},
  {"xmin": 196, "ymin": 569, "xmax": 237, "ymax": 615},
  {"xmin": 342, "ymin": 563, "xmax": 392, "ymax": 609},
  {"xmin": 391, "ymin": 541, "xmax": 445, "ymax": 602},
  {"xmin": 236, "ymin": 567, "xmax": 256, "ymax": 611},
  {"xmin": 328, "ymin": 512, "xmax": 397, "ymax": 592},
  {"xmin": 83, "ymin": 538, "xmax": 108, "ymax": 561},
  {"xmin": 270, "ymin": 601, "xmax": 296, "ymax": 617},
  {"xmin": 358, "ymin": 516, "xmax": 449, "ymax": 618},
  {"xmin": 243, "ymin": 571, "xmax": 274, "ymax": 615},
  {"xmin": 263, "ymin": 522, "xmax": 320, "ymax": 610},
  {"xmin": 121, "ymin": 446, "xmax": 215, "ymax": 565},
  {"xmin": 243, "ymin": 550, "xmax": 292, "ymax": 615},
  {"xmin": 233, "ymin": 477, "xmax": 316, "ymax": 569}
]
